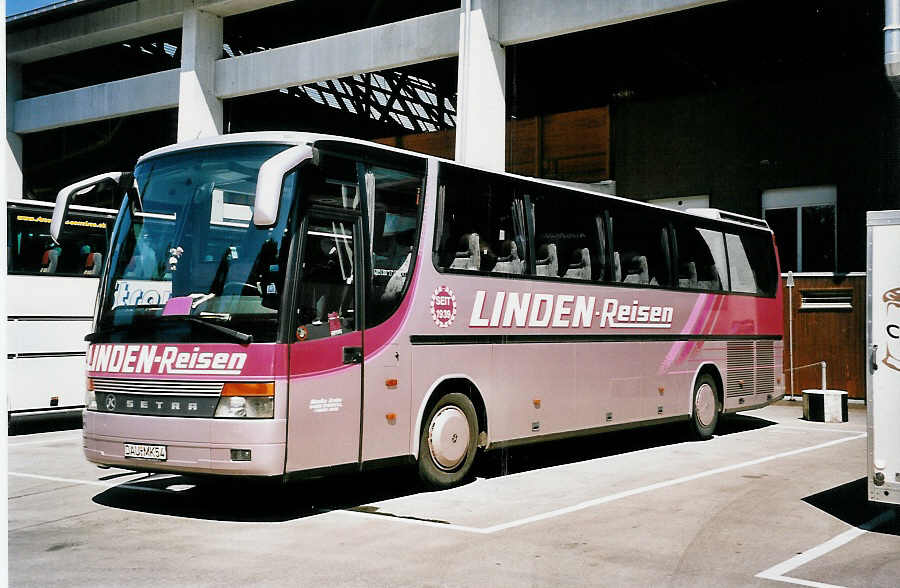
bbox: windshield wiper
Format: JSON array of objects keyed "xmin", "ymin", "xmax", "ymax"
[
  {"xmin": 86, "ymin": 316, "xmax": 253, "ymax": 344},
  {"xmin": 160, "ymin": 315, "xmax": 254, "ymax": 345}
]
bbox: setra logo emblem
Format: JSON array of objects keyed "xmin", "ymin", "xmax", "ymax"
[
  {"xmin": 430, "ymin": 286, "xmax": 457, "ymax": 328},
  {"xmin": 105, "ymin": 394, "xmax": 116, "ymax": 411}
]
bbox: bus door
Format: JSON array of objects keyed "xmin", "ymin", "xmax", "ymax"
[{"xmin": 286, "ymin": 213, "xmax": 364, "ymax": 473}]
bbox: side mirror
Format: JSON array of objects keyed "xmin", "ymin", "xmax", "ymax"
[
  {"xmin": 51, "ymin": 171, "xmax": 129, "ymax": 244},
  {"xmin": 253, "ymin": 145, "xmax": 312, "ymax": 226}
]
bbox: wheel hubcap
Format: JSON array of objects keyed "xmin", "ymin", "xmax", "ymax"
[
  {"xmin": 428, "ymin": 406, "xmax": 470, "ymax": 471},
  {"xmin": 695, "ymin": 383, "xmax": 716, "ymax": 428}
]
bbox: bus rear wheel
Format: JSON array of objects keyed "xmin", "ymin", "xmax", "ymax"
[
  {"xmin": 418, "ymin": 393, "xmax": 478, "ymax": 489},
  {"xmin": 690, "ymin": 374, "xmax": 720, "ymax": 440}
]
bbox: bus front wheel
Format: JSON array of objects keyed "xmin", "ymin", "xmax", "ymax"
[
  {"xmin": 418, "ymin": 393, "xmax": 478, "ymax": 489},
  {"xmin": 690, "ymin": 374, "xmax": 720, "ymax": 440}
]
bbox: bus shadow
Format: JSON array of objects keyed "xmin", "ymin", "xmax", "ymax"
[
  {"xmin": 803, "ymin": 477, "xmax": 900, "ymax": 537},
  {"xmin": 475, "ymin": 413, "xmax": 776, "ymax": 479},
  {"xmin": 91, "ymin": 469, "xmax": 427, "ymax": 523},
  {"xmin": 8, "ymin": 412, "xmax": 82, "ymax": 436},
  {"xmin": 91, "ymin": 414, "xmax": 775, "ymax": 523}
]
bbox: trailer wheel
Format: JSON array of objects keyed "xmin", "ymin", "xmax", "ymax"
[
  {"xmin": 690, "ymin": 374, "xmax": 720, "ymax": 440},
  {"xmin": 418, "ymin": 393, "xmax": 478, "ymax": 489}
]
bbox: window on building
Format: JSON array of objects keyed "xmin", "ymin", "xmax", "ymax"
[{"xmin": 762, "ymin": 186, "xmax": 836, "ymax": 273}]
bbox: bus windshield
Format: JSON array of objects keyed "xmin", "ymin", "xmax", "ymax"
[{"xmin": 95, "ymin": 143, "xmax": 296, "ymax": 343}]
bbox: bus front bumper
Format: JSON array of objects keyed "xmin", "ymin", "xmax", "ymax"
[{"xmin": 83, "ymin": 411, "xmax": 286, "ymax": 477}]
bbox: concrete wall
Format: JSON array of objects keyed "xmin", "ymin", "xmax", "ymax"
[
  {"xmin": 5, "ymin": 0, "xmax": 725, "ymax": 192},
  {"xmin": 612, "ymin": 75, "xmax": 898, "ymax": 272}
]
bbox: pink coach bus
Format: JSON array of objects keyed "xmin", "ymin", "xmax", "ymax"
[{"xmin": 51, "ymin": 132, "xmax": 783, "ymax": 488}]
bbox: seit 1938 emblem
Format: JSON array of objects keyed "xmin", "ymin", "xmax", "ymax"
[{"xmin": 430, "ymin": 286, "xmax": 457, "ymax": 328}]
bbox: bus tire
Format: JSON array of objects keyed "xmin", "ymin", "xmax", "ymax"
[
  {"xmin": 418, "ymin": 393, "xmax": 478, "ymax": 489},
  {"xmin": 690, "ymin": 374, "xmax": 720, "ymax": 440}
]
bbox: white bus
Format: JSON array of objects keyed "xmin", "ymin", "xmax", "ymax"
[{"xmin": 6, "ymin": 199, "xmax": 117, "ymax": 429}]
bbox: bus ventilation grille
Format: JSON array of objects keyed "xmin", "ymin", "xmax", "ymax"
[
  {"xmin": 755, "ymin": 340, "xmax": 775, "ymax": 397},
  {"xmin": 91, "ymin": 378, "xmax": 225, "ymax": 396},
  {"xmin": 726, "ymin": 341, "xmax": 755, "ymax": 397}
]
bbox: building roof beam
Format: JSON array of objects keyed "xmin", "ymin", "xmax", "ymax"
[
  {"xmin": 498, "ymin": 0, "xmax": 727, "ymax": 46},
  {"xmin": 214, "ymin": 9, "xmax": 460, "ymax": 99},
  {"xmin": 13, "ymin": 69, "xmax": 179, "ymax": 133},
  {"xmin": 7, "ymin": 0, "xmax": 293, "ymax": 64}
]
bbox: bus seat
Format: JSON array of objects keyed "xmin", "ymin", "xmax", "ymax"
[
  {"xmin": 493, "ymin": 241, "xmax": 523, "ymax": 275},
  {"xmin": 381, "ymin": 252, "xmax": 411, "ymax": 302},
  {"xmin": 623, "ymin": 254, "xmax": 649, "ymax": 284},
  {"xmin": 84, "ymin": 252, "xmax": 102, "ymax": 276},
  {"xmin": 563, "ymin": 248, "xmax": 591, "ymax": 280},
  {"xmin": 535, "ymin": 243, "xmax": 558, "ymax": 277},
  {"xmin": 613, "ymin": 251, "xmax": 622, "ymax": 282},
  {"xmin": 449, "ymin": 233, "xmax": 480, "ymax": 271},
  {"xmin": 678, "ymin": 261, "xmax": 698, "ymax": 288},
  {"xmin": 698, "ymin": 265, "xmax": 721, "ymax": 290},
  {"xmin": 40, "ymin": 249, "xmax": 59, "ymax": 274}
]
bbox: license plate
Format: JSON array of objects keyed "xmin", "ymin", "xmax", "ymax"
[{"xmin": 124, "ymin": 443, "xmax": 167, "ymax": 461}]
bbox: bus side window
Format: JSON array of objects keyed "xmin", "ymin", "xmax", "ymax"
[
  {"xmin": 435, "ymin": 164, "xmax": 528, "ymax": 276},
  {"xmin": 739, "ymin": 230, "xmax": 778, "ymax": 296},
  {"xmin": 7, "ymin": 208, "xmax": 111, "ymax": 278},
  {"xmin": 696, "ymin": 228, "xmax": 729, "ymax": 291},
  {"xmin": 368, "ymin": 166, "xmax": 424, "ymax": 327},
  {"xmin": 296, "ymin": 221, "xmax": 358, "ymax": 341},
  {"xmin": 726, "ymin": 231, "xmax": 776, "ymax": 296},
  {"xmin": 531, "ymin": 188, "xmax": 601, "ymax": 281},
  {"xmin": 675, "ymin": 222, "xmax": 725, "ymax": 291},
  {"xmin": 609, "ymin": 205, "xmax": 670, "ymax": 287}
]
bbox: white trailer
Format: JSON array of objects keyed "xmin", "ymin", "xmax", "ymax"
[{"xmin": 867, "ymin": 210, "xmax": 900, "ymax": 505}]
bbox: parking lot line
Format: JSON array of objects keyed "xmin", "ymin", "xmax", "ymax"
[
  {"xmin": 9, "ymin": 471, "xmax": 127, "ymax": 488},
  {"xmin": 477, "ymin": 433, "xmax": 866, "ymax": 534},
  {"xmin": 775, "ymin": 425, "xmax": 867, "ymax": 435},
  {"xmin": 8, "ymin": 433, "xmax": 866, "ymax": 535},
  {"xmin": 339, "ymin": 432, "xmax": 866, "ymax": 535},
  {"xmin": 755, "ymin": 510, "xmax": 896, "ymax": 588},
  {"xmin": 8, "ymin": 471, "xmax": 164, "ymax": 495},
  {"xmin": 8, "ymin": 433, "xmax": 82, "ymax": 447}
]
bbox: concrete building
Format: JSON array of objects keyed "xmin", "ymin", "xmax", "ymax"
[{"xmin": 6, "ymin": 0, "xmax": 900, "ymax": 397}]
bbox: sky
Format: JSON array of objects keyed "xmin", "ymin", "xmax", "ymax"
[{"xmin": 7, "ymin": 0, "xmax": 67, "ymax": 18}]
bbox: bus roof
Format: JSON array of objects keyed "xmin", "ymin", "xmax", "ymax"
[{"xmin": 137, "ymin": 132, "xmax": 771, "ymax": 233}]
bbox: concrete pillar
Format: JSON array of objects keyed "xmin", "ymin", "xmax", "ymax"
[
  {"xmin": 177, "ymin": 9, "xmax": 223, "ymax": 142},
  {"xmin": 6, "ymin": 62, "xmax": 24, "ymax": 199},
  {"xmin": 454, "ymin": 0, "xmax": 505, "ymax": 171}
]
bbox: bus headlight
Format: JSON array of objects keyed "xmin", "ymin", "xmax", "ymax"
[
  {"xmin": 85, "ymin": 377, "xmax": 97, "ymax": 410},
  {"xmin": 214, "ymin": 382, "xmax": 274, "ymax": 419}
]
